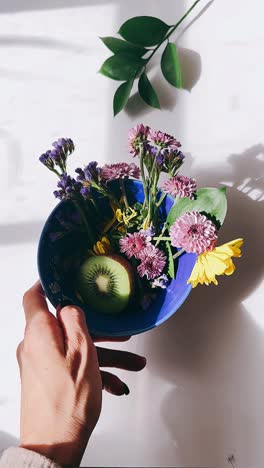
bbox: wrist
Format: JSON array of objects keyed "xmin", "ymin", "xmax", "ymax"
[{"xmin": 19, "ymin": 441, "xmax": 86, "ymax": 468}]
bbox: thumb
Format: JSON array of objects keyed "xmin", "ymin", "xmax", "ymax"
[{"xmin": 57, "ymin": 304, "xmax": 93, "ymax": 356}]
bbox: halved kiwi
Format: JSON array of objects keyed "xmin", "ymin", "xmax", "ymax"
[{"xmin": 76, "ymin": 254, "xmax": 134, "ymax": 314}]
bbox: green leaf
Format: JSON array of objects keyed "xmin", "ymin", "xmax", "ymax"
[
  {"xmin": 138, "ymin": 72, "xmax": 160, "ymax": 109},
  {"xmin": 166, "ymin": 241, "xmax": 175, "ymax": 279},
  {"xmin": 100, "ymin": 37, "xmax": 147, "ymax": 57},
  {"xmin": 113, "ymin": 79, "xmax": 134, "ymax": 116},
  {"xmin": 118, "ymin": 16, "xmax": 170, "ymax": 47},
  {"xmin": 167, "ymin": 187, "xmax": 227, "ymax": 228},
  {"xmin": 99, "ymin": 53, "xmax": 144, "ymax": 81},
  {"xmin": 161, "ymin": 42, "xmax": 182, "ymax": 88}
]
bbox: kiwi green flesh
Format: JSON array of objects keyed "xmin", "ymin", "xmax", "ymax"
[{"xmin": 76, "ymin": 255, "xmax": 133, "ymax": 315}]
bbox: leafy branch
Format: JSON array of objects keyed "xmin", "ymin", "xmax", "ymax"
[{"xmin": 99, "ymin": 0, "xmax": 201, "ymax": 116}]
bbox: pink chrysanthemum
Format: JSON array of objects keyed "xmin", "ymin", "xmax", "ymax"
[
  {"xmin": 137, "ymin": 244, "xmax": 166, "ymax": 280},
  {"xmin": 119, "ymin": 232, "xmax": 150, "ymax": 259},
  {"xmin": 148, "ymin": 129, "xmax": 181, "ymax": 149},
  {"xmin": 128, "ymin": 124, "xmax": 150, "ymax": 157},
  {"xmin": 170, "ymin": 211, "xmax": 218, "ymax": 254},
  {"xmin": 163, "ymin": 175, "xmax": 197, "ymax": 199},
  {"xmin": 100, "ymin": 163, "xmax": 140, "ymax": 181}
]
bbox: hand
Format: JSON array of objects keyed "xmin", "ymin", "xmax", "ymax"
[{"xmin": 17, "ymin": 282, "xmax": 146, "ymax": 468}]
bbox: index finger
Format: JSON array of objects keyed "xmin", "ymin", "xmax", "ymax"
[{"xmin": 23, "ymin": 281, "xmax": 50, "ymax": 324}]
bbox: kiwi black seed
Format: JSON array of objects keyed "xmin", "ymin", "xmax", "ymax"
[{"xmin": 76, "ymin": 254, "xmax": 134, "ymax": 314}]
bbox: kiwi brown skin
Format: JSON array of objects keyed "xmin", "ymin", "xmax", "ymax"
[{"xmin": 76, "ymin": 254, "xmax": 135, "ymax": 315}]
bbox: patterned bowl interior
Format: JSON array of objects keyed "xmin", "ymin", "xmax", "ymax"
[{"xmin": 38, "ymin": 179, "xmax": 196, "ymax": 336}]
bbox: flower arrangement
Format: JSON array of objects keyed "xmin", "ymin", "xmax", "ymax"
[{"xmin": 39, "ymin": 126, "xmax": 243, "ymax": 315}]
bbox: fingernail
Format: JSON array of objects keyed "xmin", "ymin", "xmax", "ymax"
[
  {"xmin": 123, "ymin": 384, "xmax": 130, "ymax": 395},
  {"xmin": 141, "ymin": 357, "xmax": 147, "ymax": 366}
]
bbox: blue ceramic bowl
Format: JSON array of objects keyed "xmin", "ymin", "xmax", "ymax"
[{"xmin": 38, "ymin": 179, "xmax": 196, "ymax": 336}]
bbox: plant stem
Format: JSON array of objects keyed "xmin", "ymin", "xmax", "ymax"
[
  {"xmin": 120, "ymin": 178, "xmax": 129, "ymax": 210},
  {"xmin": 153, "ymin": 236, "xmax": 171, "ymax": 241},
  {"xmin": 145, "ymin": 0, "xmax": 201, "ymax": 65},
  {"xmin": 150, "ymin": 169, "xmax": 159, "ymax": 223},
  {"xmin": 146, "ymin": 148, "xmax": 161, "ymax": 225},
  {"xmin": 155, "ymin": 223, "xmax": 168, "ymax": 246},
  {"xmin": 156, "ymin": 191, "xmax": 167, "ymax": 208},
  {"xmin": 91, "ymin": 181, "xmax": 121, "ymax": 209},
  {"xmin": 173, "ymin": 248, "xmax": 185, "ymax": 260},
  {"xmin": 73, "ymin": 200, "xmax": 96, "ymax": 245},
  {"xmin": 51, "ymin": 168, "xmax": 62, "ymax": 178},
  {"xmin": 149, "ymin": 151, "xmax": 158, "ymax": 181},
  {"xmin": 139, "ymin": 144, "xmax": 148, "ymax": 210}
]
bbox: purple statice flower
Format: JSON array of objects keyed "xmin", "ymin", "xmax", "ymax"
[
  {"xmin": 53, "ymin": 173, "xmax": 82, "ymax": 200},
  {"xmin": 76, "ymin": 162, "xmax": 100, "ymax": 198},
  {"xmin": 86, "ymin": 161, "xmax": 100, "ymax": 180},
  {"xmin": 156, "ymin": 152, "xmax": 164, "ymax": 167},
  {"xmin": 169, "ymin": 211, "xmax": 218, "ymax": 254},
  {"xmin": 39, "ymin": 150, "xmax": 54, "ymax": 170},
  {"xmin": 151, "ymin": 274, "xmax": 169, "ymax": 289},
  {"xmin": 160, "ymin": 148, "xmax": 185, "ymax": 175},
  {"xmin": 75, "ymin": 167, "xmax": 85, "ymax": 180},
  {"xmin": 50, "ymin": 138, "xmax": 74, "ymax": 171},
  {"xmin": 145, "ymin": 144, "xmax": 165, "ymax": 167},
  {"xmin": 146, "ymin": 144, "xmax": 158, "ymax": 157},
  {"xmin": 148, "ymin": 129, "xmax": 181, "ymax": 150},
  {"xmin": 119, "ymin": 231, "xmax": 150, "ymax": 259},
  {"xmin": 137, "ymin": 244, "xmax": 166, "ymax": 280},
  {"xmin": 101, "ymin": 163, "xmax": 140, "ymax": 181},
  {"xmin": 163, "ymin": 175, "xmax": 197, "ymax": 199},
  {"xmin": 39, "ymin": 138, "xmax": 74, "ymax": 172},
  {"xmin": 52, "ymin": 137, "xmax": 74, "ymax": 156},
  {"xmin": 141, "ymin": 144, "xmax": 160, "ymax": 173},
  {"xmin": 80, "ymin": 186, "xmax": 90, "ymax": 199},
  {"xmin": 140, "ymin": 224, "xmax": 155, "ymax": 237},
  {"xmin": 145, "ymin": 143, "xmax": 184, "ymax": 173},
  {"xmin": 128, "ymin": 124, "xmax": 150, "ymax": 157},
  {"xmin": 76, "ymin": 161, "xmax": 100, "ymax": 183}
]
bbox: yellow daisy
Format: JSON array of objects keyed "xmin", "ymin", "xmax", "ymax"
[{"xmin": 187, "ymin": 238, "xmax": 244, "ymax": 288}]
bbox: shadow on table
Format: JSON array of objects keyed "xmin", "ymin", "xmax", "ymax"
[
  {"xmin": 82, "ymin": 430, "xmax": 179, "ymax": 467},
  {"xmin": 0, "ymin": 221, "xmax": 43, "ymax": 245},
  {"xmin": 145, "ymin": 144, "xmax": 264, "ymax": 467},
  {"xmin": 0, "ymin": 432, "xmax": 18, "ymax": 454}
]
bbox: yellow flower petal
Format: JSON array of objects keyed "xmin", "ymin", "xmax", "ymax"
[
  {"xmin": 115, "ymin": 209, "xmax": 124, "ymax": 223},
  {"xmin": 123, "ymin": 207, "xmax": 137, "ymax": 226},
  {"xmin": 93, "ymin": 236, "xmax": 112, "ymax": 255},
  {"xmin": 223, "ymin": 259, "xmax": 236, "ymax": 276},
  {"xmin": 101, "ymin": 236, "xmax": 110, "ymax": 246},
  {"xmin": 187, "ymin": 238, "xmax": 244, "ymax": 288},
  {"xmin": 214, "ymin": 238, "xmax": 243, "ymax": 258}
]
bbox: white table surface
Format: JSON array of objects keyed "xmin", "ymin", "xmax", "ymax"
[{"xmin": 0, "ymin": 1, "xmax": 263, "ymax": 467}]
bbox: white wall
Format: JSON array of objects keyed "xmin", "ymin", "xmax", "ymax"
[{"xmin": 0, "ymin": 1, "xmax": 263, "ymax": 467}]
